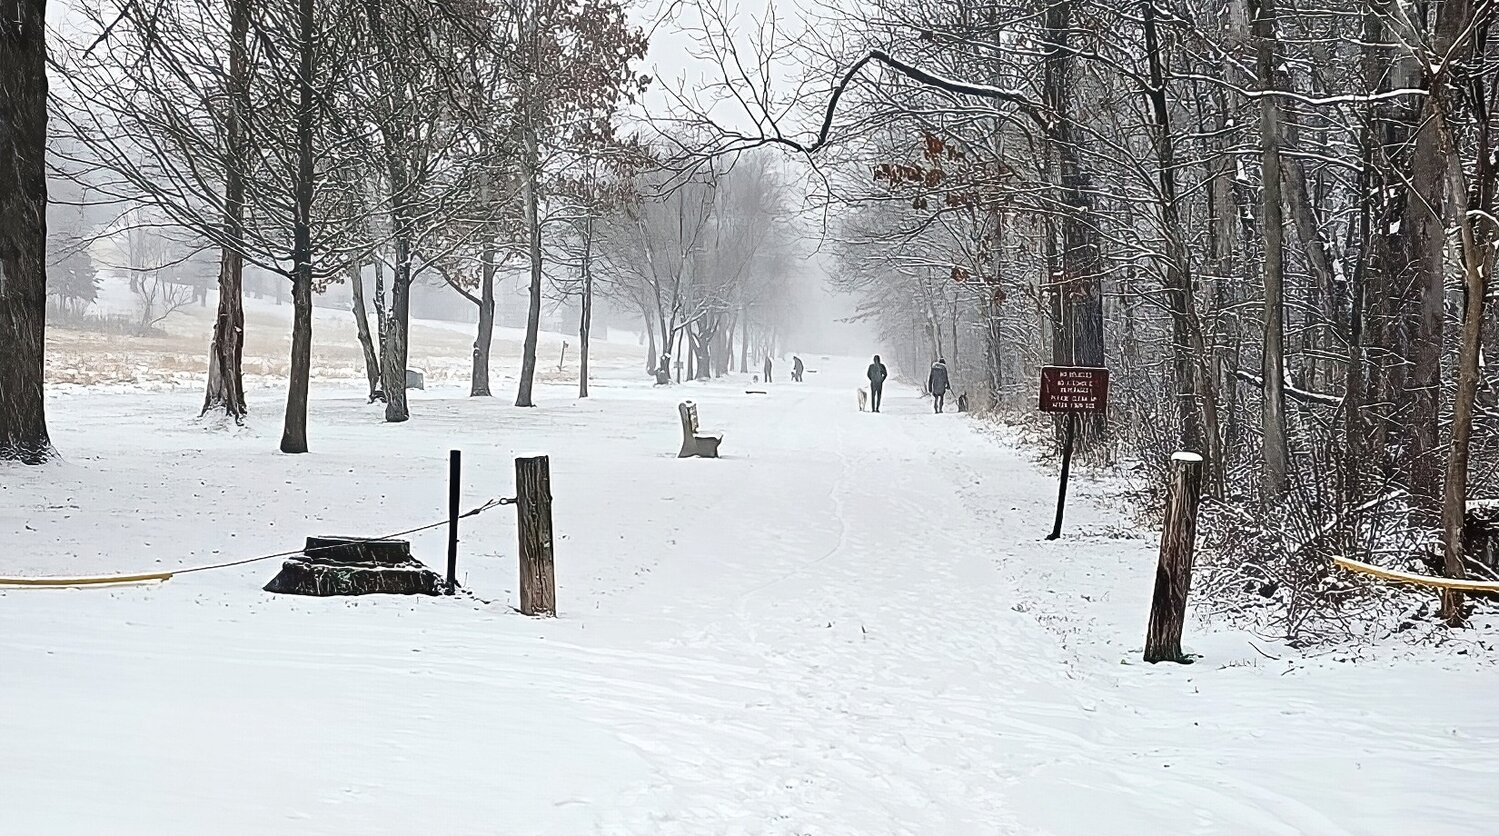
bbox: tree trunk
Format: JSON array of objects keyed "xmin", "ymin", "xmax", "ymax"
[
  {"xmin": 279, "ymin": 0, "xmax": 315, "ymax": 455},
  {"xmin": 1443, "ymin": 196, "xmax": 1484, "ymax": 625},
  {"xmin": 1251, "ymin": 0, "xmax": 1290, "ymax": 497},
  {"xmin": 1281, "ymin": 136, "xmax": 1338, "ymax": 389},
  {"xmin": 644, "ymin": 311, "xmax": 657, "ymax": 374},
  {"xmin": 740, "ymin": 307, "xmax": 749, "ymax": 372},
  {"xmin": 349, "ymin": 259, "xmax": 381, "ymax": 402},
  {"xmin": 579, "ymin": 218, "xmax": 592, "ymax": 398},
  {"xmin": 281, "ymin": 274, "xmax": 313, "ymax": 454},
  {"xmin": 716, "ymin": 328, "xmax": 730, "ymax": 377},
  {"xmin": 202, "ymin": 0, "xmax": 249, "ymax": 421},
  {"xmin": 1435, "ymin": 0, "xmax": 1488, "ymax": 624},
  {"xmin": 1406, "ymin": 99, "xmax": 1449, "ymax": 529},
  {"xmin": 1042, "ymin": 0, "xmax": 1105, "ymax": 374},
  {"xmin": 694, "ymin": 326, "xmax": 711, "ymax": 380},
  {"xmin": 382, "ymin": 253, "xmax": 411, "ymax": 422},
  {"xmin": 1346, "ymin": 21, "xmax": 1378, "ymax": 501},
  {"xmin": 472, "ymin": 235, "xmax": 496, "ymax": 397},
  {"xmin": 0, "ymin": 0, "xmax": 52, "ymax": 463},
  {"xmin": 1143, "ymin": 0, "xmax": 1203, "ymax": 454},
  {"xmin": 515, "ymin": 124, "xmax": 543, "ymax": 408},
  {"xmin": 1362, "ymin": 8, "xmax": 1408, "ymax": 485}
]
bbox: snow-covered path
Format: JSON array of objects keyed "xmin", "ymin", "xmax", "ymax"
[{"xmin": 3, "ymin": 360, "xmax": 1496, "ymax": 834}]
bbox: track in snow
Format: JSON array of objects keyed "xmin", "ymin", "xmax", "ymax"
[{"xmin": 3, "ymin": 358, "xmax": 1495, "ymax": 835}]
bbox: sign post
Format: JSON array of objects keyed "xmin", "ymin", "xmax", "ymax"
[{"xmin": 1039, "ymin": 366, "xmax": 1110, "ymax": 540}]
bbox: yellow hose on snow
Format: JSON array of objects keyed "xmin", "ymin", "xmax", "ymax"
[
  {"xmin": 1333, "ymin": 556, "xmax": 1499, "ymax": 592},
  {"xmin": 0, "ymin": 571, "xmax": 174, "ymax": 587}
]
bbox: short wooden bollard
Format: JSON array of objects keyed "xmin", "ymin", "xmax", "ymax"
[
  {"xmin": 515, "ymin": 455, "xmax": 556, "ymax": 617},
  {"xmin": 1144, "ymin": 451, "xmax": 1204, "ymax": 663},
  {"xmin": 446, "ymin": 450, "xmax": 461, "ymax": 595}
]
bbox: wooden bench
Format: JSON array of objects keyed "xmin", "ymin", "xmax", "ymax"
[{"xmin": 678, "ymin": 401, "xmax": 722, "ymax": 458}]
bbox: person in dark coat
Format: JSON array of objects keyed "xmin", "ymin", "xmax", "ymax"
[
  {"xmin": 792, "ymin": 355, "xmax": 804, "ymax": 382},
  {"xmin": 928, "ymin": 358, "xmax": 950, "ymax": 413},
  {"xmin": 866, "ymin": 354, "xmax": 888, "ymax": 412},
  {"xmin": 763, "ymin": 355, "xmax": 773, "ymax": 383}
]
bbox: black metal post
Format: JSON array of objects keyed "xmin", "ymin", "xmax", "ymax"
[
  {"xmin": 446, "ymin": 449, "xmax": 460, "ymax": 594},
  {"xmin": 1046, "ymin": 412, "xmax": 1076, "ymax": 540}
]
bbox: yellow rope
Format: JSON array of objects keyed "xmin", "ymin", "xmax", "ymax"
[
  {"xmin": 0, "ymin": 571, "xmax": 174, "ymax": 587},
  {"xmin": 1332, "ymin": 556, "xmax": 1499, "ymax": 592},
  {"xmin": 0, "ymin": 498, "xmax": 508, "ymax": 589}
]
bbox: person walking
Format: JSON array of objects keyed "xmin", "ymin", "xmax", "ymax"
[
  {"xmin": 928, "ymin": 357, "xmax": 950, "ymax": 413},
  {"xmin": 763, "ymin": 355, "xmax": 774, "ymax": 383},
  {"xmin": 792, "ymin": 355, "xmax": 804, "ymax": 382},
  {"xmin": 866, "ymin": 354, "xmax": 888, "ymax": 412}
]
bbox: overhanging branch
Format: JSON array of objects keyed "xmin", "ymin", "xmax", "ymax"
[{"xmin": 765, "ymin": 49, "xmax": 1049, "ymax": 155}]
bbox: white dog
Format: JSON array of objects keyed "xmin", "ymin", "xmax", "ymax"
[{"xmin": 856, "ymin": 387, "xmax": 869, "ymax": 412}]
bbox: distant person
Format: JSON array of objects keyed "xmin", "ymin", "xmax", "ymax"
[
  {"xmin": 866, "ymin": 354, "xmax": 888, "ymax": 412},
  {"xmin": 928, "ymin": 358, "xmax": 950, "ymax": 413},
  {"xmin": 792, "ymin": 356, "xmax": 804, "ymax": 382},
  {"xmin": 763, "ymin": 355, "xmax": 773, "ymax": 383}
]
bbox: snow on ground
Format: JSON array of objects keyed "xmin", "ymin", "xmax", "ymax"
[
  {"xmin": 48, "ymin": 285, "xmax": 643, "ymax": 390},
  {"xmin": 3, "ymin": 358, "xmax": 1497, "ymax": 835}
]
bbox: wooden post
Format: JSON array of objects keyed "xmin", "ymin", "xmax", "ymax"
[
  {"xmin": 1046, "ymin": 411, "xmax": 1077, "ymax": 540},
  {"xmin": 515, "ymin": 455, "xmax": 556, "ymax": 616},
  {"xmin": 446, "ymin": 450, "xmax": 461, "ymax": 594},
  {"xmin": 1144, "ymin": 451, "xmax": 1205, "ymax": 663}
]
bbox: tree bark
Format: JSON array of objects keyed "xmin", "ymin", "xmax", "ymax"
[
  {"xmin": 1144, "ymin": 452, "xmax": 1205, "ymax": 663},
  {"xmin": 471, "ymin": 169, "xmax": 497, "ymax": 398},
  {"xmin": 203, "ymin": 0, "xmax": 249, "ymax": 421},
  {"xmin": 349, "ymin": 260, "xmax": 381, "ymax": 402},
  {"xmin": 716, "ymin": 328, "xmax": 730, "ymax": 377},
  {"xmin": 1281, "ymin": 133, "xmax": 1337, "ymax": 390},
  {"xmin": 740, "ymin": 305, "xmax": 749, "ymax": 372},
  {"xmin": 515, "ymin": 123, "xmax": 543, "ymax": 408},
  {"xmin": 1142, "ymin": 0, "xmax": 1205, "ymax": 457},
  {"xmin": 281, "ymin": 273, "xmax": 313, "ymax": 454},
  {"xmin": 693, "ymin": 326, "xmax": 711, "ymax": 380},
  {"xmin": 381, "ymin": 253, "xmax": 411, "ymax": 422},
  {"xmin": 1346, "ymin": 12, "xmax": 1381, "ymax": 500},
  {"xmin": 0, "ymin": 0, "xmax": 52, "ymax": 463},
  {"xmin": 279, "ymin": 0, "xmax": 315, "ymax": 455},
  {"xmin": 579, "ymin": 217, "xmax": 592, "ymax": 398},
  {"xmin": 1435, "ymin": 0, "xmax": 1488, "ymax": 625},
  {"xmin": 1443, "ymin": 187, "xmax": 1484, "ymax": 625},
  {"xmin": 472, "ymin": 234, "xmax": 497, "ymax": 397},
  {"xmin": 372, "ymin": 253, "xmax": 389, "ymax": 393},
  {"xmin": 1042, "ymin": 0, "xmax": 1105, "ymax": 375},
  {"xmin": 1405, "ymin": 94, "xmax": 1449, "ymax": 530},
  {"xmin": 516, "ymin": 455, "xmax": 556, "ymax": 617},
  {"xmin": 364, "ymin": 0, "xmax": 414, "ymax": 424},
  {"xmin": 1251, "ymin": 0, "xmax": 1290, "ymax": 497},
  {"xmin": 644, "ymin": 309, "xmax": 657, "ymax": 375}
]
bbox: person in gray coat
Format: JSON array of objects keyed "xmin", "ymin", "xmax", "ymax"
[{"xmin": 928, "ymin": 358, "xmax": 950, "ymax": 413}]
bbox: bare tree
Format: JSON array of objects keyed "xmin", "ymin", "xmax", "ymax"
[{"xmin": 0, "ymin": 0, "xmax": 51, "ymax": 463}]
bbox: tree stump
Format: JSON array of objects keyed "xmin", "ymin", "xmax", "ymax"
[
  {"xmin": 516, "ymin": 456, "xmax": 556, "ymax": 616},
  {"xmin": 264, "ymin": 537, "xmax": 443, "ymax": 596},
  {"xmin": 1144, "ymin": 452, "xmax": 1204, "ymax": 663}
]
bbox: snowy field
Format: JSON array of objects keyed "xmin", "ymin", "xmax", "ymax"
[{"xmin": 4, "ymin": 357, "xmax": 1498, "ymax": 835}]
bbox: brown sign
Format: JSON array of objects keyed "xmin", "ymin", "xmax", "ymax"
[{"xmin": 1039, "ymin": 366, "xmax": 1109, "ymax": 413}]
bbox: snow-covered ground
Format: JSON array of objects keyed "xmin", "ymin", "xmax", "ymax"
[
  {"xmin": 48, "ymin": 281, "xmax": 646, "ymax": 391},
  {"xmin": 4, "ymin": 358, "xmax": 1497, "ymax": 835}
]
